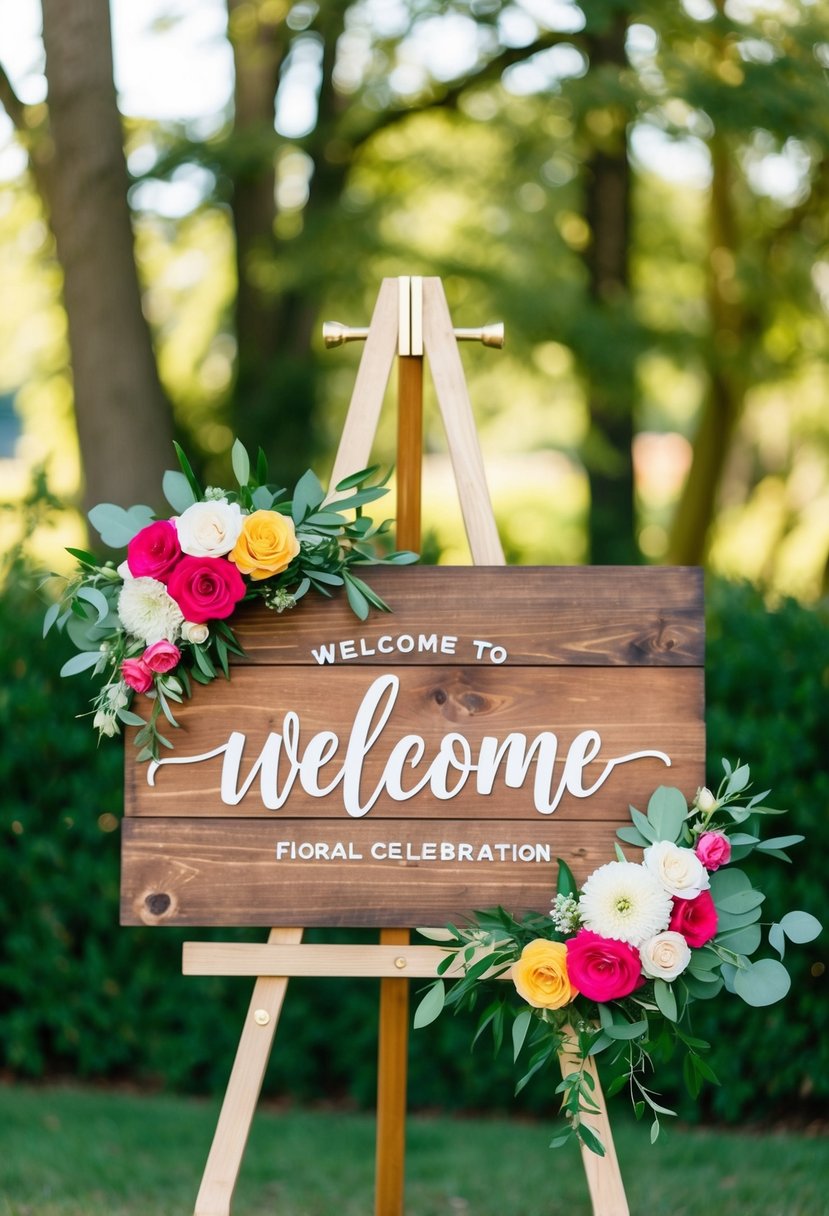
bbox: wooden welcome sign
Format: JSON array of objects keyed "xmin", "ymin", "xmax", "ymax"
[{"xmin": 121, "ymin": 564, "xmax": 704, "ymax": 929}]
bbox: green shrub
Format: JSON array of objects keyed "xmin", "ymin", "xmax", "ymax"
[{"xmin": 0, "ymin": 554, "xmax": 825, "ymax": 1124}]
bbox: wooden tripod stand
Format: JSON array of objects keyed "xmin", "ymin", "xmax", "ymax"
[{"xmin": 184, "ymin": 276, "xmax": 629, "ymax": 1216}]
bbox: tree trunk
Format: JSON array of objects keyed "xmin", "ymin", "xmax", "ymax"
[
  {"xmin": 667, "ymin": 138, "xmax": 745, "ymax": 565},
  {"xmin": 40, "ymin": 0, "xmax": 173, "ymax": 515},
  {"xmin": 581, "ymin": 16, "xmax": 639, "ymax": 564}
]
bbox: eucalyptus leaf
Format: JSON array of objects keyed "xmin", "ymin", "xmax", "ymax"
[
  {"xmin": 717, "ymin": 889, "xmax": 765, "ymax": 914},
  {"xmin": 654, "ymin": 978, "xmax": 678, "ymax": 1021},
  {"xmin": 646, "ymin": 785, "xmax": 688, "ymax": 842},
  {"xmin": 231, "ymin": 439, "xmax": 251, "ymax": 487},
  {"xmin": 251, "ymin": 485, "xmax": 275, "ymax": 510},
  {"xmin": 291, "ymin": 469, "xmax": 325, "ymax": 523},
  {"xmin": 682, "ymin": 974, "xmax": 724, "ymax": 1000},
  {"xmin": 603, "ymin": 1018, "xmax": 649, "ymax": 1041},
  {"xmin": 768, "ymin": 922, "xmax": 786, "ymax": 959},
  {"xmin": 76, "ymin": 585, "xmax": 111, "ymax": 626},
  {"xmin": 630, "ymin": 806, "xmax": 657, "ymax": 842},
  {"xmin": 733, "ymin": 958, "xmax": 791, "ymax": 1007},
  {"xmin": 756, "ymin": 835, "xmax": 804, "ymax": 852},
  {"xmin": 715, "ymin": 923, "xmax": 762, "ymax": 955},
  {"xmin": 512, "ymin": 1008, "xmax": 533, "ymax": 1062},
  {"xmin": 779, "ymin": 910, "xmax": 822, "ymax": 944},
  {"xmin": 43, "ymin": 601, "xmax": 61, "ymax": 637},
  {"xmin": 162, "ymin": 469, "xmax": 197, "ymax": 513},
  {"xmin": 616, "ymin": 826, "xmax": 651, "ymax": 848},
  {"xmin": 60, "ymin": 650, "xmax": 103, "ymax": 677},
  {"xmin": 88, "ymin": 502, "xmax": 156, "ymax": 548}
]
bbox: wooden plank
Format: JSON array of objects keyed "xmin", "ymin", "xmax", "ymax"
[
  {"xmin": 375, "ymin": 926, "xmax": 409, "ymax": 1216},
  {"xmin": 230, "ymin": 567, "xmax": 704, "ymax": 667},
  {"xmin": 559, "ymin": 1030, "xmax": 630, "ymax": 1216},
  {"xmin": 125, "ymin": 665, "xmax": 704, "ymax": 819},
  {"xmin": 121, "ymin": 816, "xmax": 656, "ymax": 927},
  {"xmin": 422, "ymin": 278, "xmax": 505, "ymax": 565},
  {"xmin": 193, "ymin": 927, "xmax": 302, "ymax": 1216},
  {"xmin": 183, "ymin": 942, "xmax": 471, "ymax": 978}
]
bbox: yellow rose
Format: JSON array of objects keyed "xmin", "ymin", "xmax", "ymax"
[
  {"xmin": 511, "ymin": 939, "xmax": 578, "ymax": 1010},
  {"xmin": 229, "ymin": 510, "xmax": 300, "ymax": 581}
]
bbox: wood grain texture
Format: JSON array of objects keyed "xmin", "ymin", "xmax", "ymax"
[
  {"xmin": 125, "ymin": 665, "xmax": 703, "ymax": 819},
  {"xmin": 122, "ymin": 817, "xmax": 647, "ymax": 927},
  {"xmin": 229, "ymin": 567, "xmax": 704, "ymax": 667}
]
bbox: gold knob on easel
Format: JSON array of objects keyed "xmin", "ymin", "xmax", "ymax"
[{"xmin": 322, "ymin": 320, "xmax": 505, "ymax": 349}]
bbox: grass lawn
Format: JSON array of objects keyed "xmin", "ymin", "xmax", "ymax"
[{"xmin": 0, "ymin": 1083, "xmax": 827, "ymax": 1215}]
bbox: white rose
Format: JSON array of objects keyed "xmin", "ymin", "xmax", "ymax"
[
  {"xmin": 117, "ymin": 560, "xmax": 134, "ymax": 581},
  {"xmin": 181, "ymin": 620, "xmax": 210, "ymax": 645},
  {"xmin": 643, "ymin": 839, "xmax": 710, "ymax": 900},
  {"xmin": 640, "ymin": 931, "xmax": 691, "ymax": 981},
  {"xmin": 694, "ymin": 786, "xmax": 718, "ymax": 814},
  {"xmin": 175, "ymin": 500, "xmax": 243, "ymax": 558}
]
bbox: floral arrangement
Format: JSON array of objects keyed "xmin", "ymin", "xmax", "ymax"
[
  {"xmin": 44, "ymin": 439, "xmax": 416, "ymax": 761},
  {"xmin": 414, "ymin": 762, "xmax": 821, "ymax": 1155}
]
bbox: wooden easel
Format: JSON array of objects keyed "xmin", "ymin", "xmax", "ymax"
[{"xmin": 185, "ymin": 276, "xmax": 629, "ymax": 1216}]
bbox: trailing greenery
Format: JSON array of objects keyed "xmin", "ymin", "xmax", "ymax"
[{"xmin": 0, "ymin": 554, "xmax": 825, "ymax": 1124}]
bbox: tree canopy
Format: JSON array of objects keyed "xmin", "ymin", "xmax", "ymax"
[{"xmin": 1, "ymin": 0, "xmax": 828, "ymax": 592}]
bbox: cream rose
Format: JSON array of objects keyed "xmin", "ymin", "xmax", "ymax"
[
  {"xmin": 694, "ymin": 786, "xmax": 718, "ymax": 814},
  {"xmin": 639, "ymin": 931, "xmax": 691, "ymax": 981},
  {"xmin": 175, "ymin": 500, "xmax": 244, "ymax": 558},
  {"xmin": 229, "ymin": 510, "xmax": 300, "ymax": 580},
  {"xmin": 181, "ymin": 620, "xmax": 210, "ymax": 645},
  {"xmin": 643, "ymin": 840, "xmax": 710, "ymax": 900}
]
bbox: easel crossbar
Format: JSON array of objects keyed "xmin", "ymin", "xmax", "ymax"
[{"xmin": 183, "ymin": 942, "xmax": 496, "ymax": 980}]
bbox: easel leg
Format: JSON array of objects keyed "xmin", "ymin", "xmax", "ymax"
[
  {"xmin": 558, "ymin": 1038, "xmax": 630, "ymax": 1216},
  {"xmin": 374, "ymin": 928, "xmax": 410, "ymax": 1216},
  {"xmin": 194, "ymin": 927, "xmax": 303, "ymax": 1216}
]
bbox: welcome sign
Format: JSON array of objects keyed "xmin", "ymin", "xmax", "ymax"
[{"xmin": 120, "ymin": 566, "xmax": 704, "ymax": 928}]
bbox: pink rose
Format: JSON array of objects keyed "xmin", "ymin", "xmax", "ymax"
[
  {"xmin": 142, "ymin": 640, "xmax": 182, "ymax": 674},
  {"xmin": 127, "ymin": 520, "xmax": 182, "ymax": 583},
  {"xmin": 166, "ymin": 555, "xmax": 246, "ymax": 624},
  {"xmin": 121, "ymin": 657, "xmax": 153, "ymax": 694},
  {"xmin": 565, "ymin": 930, "xmax": 644, "ymax": 1002},
  {"xmin": 695, "ymin": 831, "xmax": 731, "ymax": 871},
  {"xmin": 669, "ymin": 889, "xmax": 718, "ymax": 948}
]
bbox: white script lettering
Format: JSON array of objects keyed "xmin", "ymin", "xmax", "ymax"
[{"xmin": 147, "ymin": 674, "xmax": 670, "ymax": 816}]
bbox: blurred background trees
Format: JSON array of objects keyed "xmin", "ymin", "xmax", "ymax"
[
  {"xmin": 0, "ymin": 0, "xmax": 826, "ymax": 1123},
  {"xmin": 1, "ymin": 0, "xmax": 827, "ymax": 581}
]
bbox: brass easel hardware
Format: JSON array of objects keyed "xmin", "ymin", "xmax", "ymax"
[{"xmin": 322, "ymin": 320, "xmax": 504, "ymax": 349}]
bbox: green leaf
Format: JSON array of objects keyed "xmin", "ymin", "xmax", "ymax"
[
  {"xmin": 779, "ymin": 910, "xmax": 822, "ymax": 944},
  {"xmin": 512, "ymin": 1008, "xmax": 533, "ymax": 1062},
  {"xmin": 291, "ymin": 469, "xmax": 325, "ymax": 523},
  {"xmin": 116, "ymin": 709, "xmax": 146, "ymax": 727},
  {"xmin": 756, "ymin": 835, "xmax": 804, "ymax": 852},
  {"xmin": 88, "ymin": 502, "xmax": 156, "ymax": 548},
  {"xmin": 616, "ymin": 826, "xmax": 651, "ymax": 848},
  {"xmin": 556, "ymin": 857, "xmax": 578, "ymax": 899},
  {"xmin": 717, "ymin": 889, "xmax": 765, "ymax": 914},
  {"xmin": 412, "ymin": 980, "xmax": 445, "ymax": 1029},
  {"xmin": 173, "ymin": 441, "xmax": 202, "ymax": 501},
  {"xmin": 231, "ymin": 439, "xmax": 250, "ymax": 487},
  {"xmin": 60, "ymin": 650, "xmax": 102, "ymax": 677},
  {"xmin": 162, "ymin": 469, "xmax": 197, "ymax": 514},
  {"xmin": 334, "ymin": 465, "xmax": 381, "ymax": 492},
  {"xmin": 577, "ymin": 1125, "xmax": 606, "ymax": 1158},
  {"xmin": 682, "ymin": 974, "xmax": 724, "ymax": 1000},
  {"xmin": 251, "ymin": 486, "xmax": 275, "ymax": 510},
  {"xmin": 43, "ymin": 601, "xmax": 61, "ymax": 637},
  {"xmin": 646, "ymin": 785, "xmax": 688, "ymax": 842},
  {"xmin": 630, "ymin": 806, "xmax": 657, "ymax": 842},
  {"xmin": 733, "ymin": 958, "xmax": 791, "ymax": 1007},
  {"xmin": 76, "ymin": 586, "xmax": 111, "ymax": 626},
  {"xmin": 709, "ymin": 867, "xmax": 752, "ymax": 900},
  {"xmin": 603, "ymin": 1018, "xmax": 649, "ymax": 1041},
  {"xmin": 654, "ymin": 978, "xmax": 678, "ymax": 1022},
  {"xmin": 725, "ymin": 763, "xmax": 751, "ymax": 795},
  {"xmin": 343, "ymin": 574, "xmax": 370, "ymax": 621},
  {"xmin": 768, "ymin": 922, "xmax": 786, "ymax": 959},
  {"xmin": 715, "ymin": 923, "xmax": 762, "ymax": 955}
]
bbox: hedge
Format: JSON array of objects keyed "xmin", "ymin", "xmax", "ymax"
[{"xmin": 0, "ymin": 555, "xmax": 825, "ymax": 1123}]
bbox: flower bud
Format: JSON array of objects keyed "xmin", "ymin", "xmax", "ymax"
[{"xmin": 694, "ymin": 786, "xmax": 718, "ymax": 814}]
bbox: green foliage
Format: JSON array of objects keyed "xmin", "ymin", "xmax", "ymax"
[{"xmin": 0, "ymin": 566, "xmax": 826, "ymax": 1132}]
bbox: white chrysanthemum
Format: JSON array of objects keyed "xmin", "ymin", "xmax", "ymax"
[
  {"xmin": 118, "ymin": 577, "xmax": 184, "ymax": 645},
  {"xmin": 578, "ymin": 861, "xmax": 672, "ymax": 947}
]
